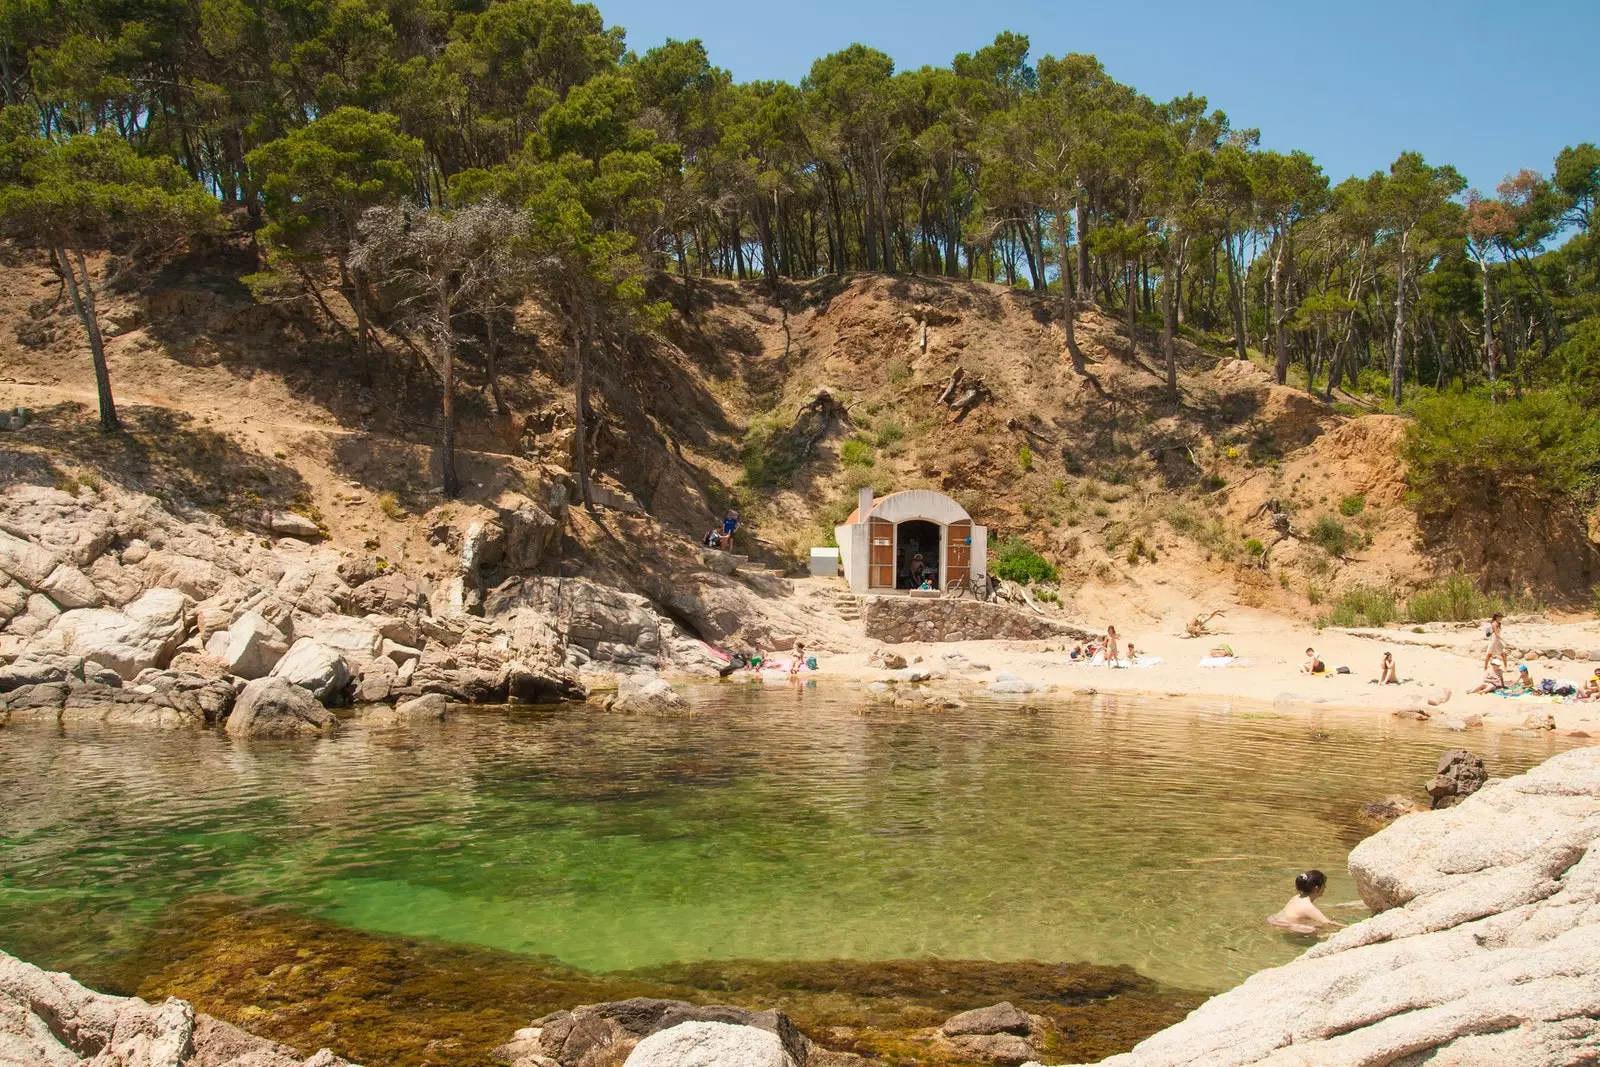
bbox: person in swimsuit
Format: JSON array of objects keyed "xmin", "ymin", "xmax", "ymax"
[
  {"xmin": 1268, "ymin": 870, "xmax": 1344, "ymax": 935},
  {"xmin": 1104, "ymin": 624, "xmax": 1120, "ymax": 667},
  {"xmin": 1379, "ymin": 652, "xmax": 1398, "ymax": 684},
  {"xmin": 1484, "ymin": 612, "xmax": 1504, "ymax": 669},
  {"xmin": 1581, "ymin": 669, "xmax": 1600, "ymax": 702},
  {"xmin": 1469, "ymin": 657, "xmax": 1507, "ymax": 694}
]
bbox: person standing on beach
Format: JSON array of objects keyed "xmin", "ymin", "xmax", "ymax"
[
  {"xmin": 1484, "ymin": 612, "xmax": 1504, "ymax": 669},
  {"xmin": 1104, "ymin": 624, "xmax": 1120, "ymax": 667}
]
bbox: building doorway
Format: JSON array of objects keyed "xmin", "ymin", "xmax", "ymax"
[{"xmin": 896, "ymin": 519, "xmax": 941, "ymax": 589}]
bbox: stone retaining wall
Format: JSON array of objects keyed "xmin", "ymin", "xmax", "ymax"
[{"xmin": 861, "ymin": 595, "xmax": 1086, "ymax": 644}]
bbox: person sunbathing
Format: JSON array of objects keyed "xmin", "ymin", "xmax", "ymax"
[
  {"xmin": 1469, "ymin": 658, "xmax": 1507, "ymax": 694},
  {"xmin": 1300, "ymin": 648, "xmax": 1325, "ymax": 674},
  {"xmin": 1378, "ymin": 652, "xmax": 1398, "ymax": 685},
  {"xmin": 1268, "ymin": 870, "xmax": 1344, "ymax": 935},
  {"xmin": 1581, "ymin": 669, "xmax": 1600, "ymax": 702}
]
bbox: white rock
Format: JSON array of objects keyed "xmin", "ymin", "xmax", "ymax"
[
  {"xmin": 269, "ymin": 511, "xmax": 322, "ymax": 539},
  {"xmin": 624, "ymin": 1021, "xmax": 793, "ymax": 1067},
  {"xmin": 47, "ymin": 588, "xmax": 189, "ymax": 680},
  {"xmin": 381, "ymin": 638, "xmax": 423, "ymax": 665},
  {"xmin": 269, "ymin": 638, "xmax": 351, "ymax": 703},
  {"xmin": 608, "ymin": 676, "xmax": 690, "ymax": 714},
  {"xmin": 300, "ymin": 615, "xmax": 383, "ymax": 668},
  {"xmin": 226, "ymin": 677, "xmax": 337, "ymax": 738},
  {"xmin": 120, "ymin": 539, "xmax": 151, "ymax": 564},
  {"xmin": 38, "ymin": 563, "xmax": 102, "ymax": 609},
  {"xmin": 211, "ymin": 610, "xmax": 290, "ymax": 680},
  {"xmin": 0, "ymin": 530, "xmax": 60, "ymax": 588}
]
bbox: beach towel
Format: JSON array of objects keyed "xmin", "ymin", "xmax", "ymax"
[
  {"xmin": 1199, "ymin": 655, "xmax": 1236, "ymax": 668},
  {"xmin": 1131, "ymin": 655, "xmax": 1163, "ymax": 667}
]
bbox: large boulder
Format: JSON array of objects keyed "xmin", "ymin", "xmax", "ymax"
[
  {"xmin": 526, "ymin": 999, "xmax": 808, "ymax": 1067},
  {"xmin": 45, "ymin": 588, "xmax": 189, "ymax": 680},
  {"xmin": 363, "ymin": 693, "xmax": 446, "ymax": 727},
  {"xmin": 941, "ymin": 1002, "xmax": 1032, "ymax": 1037},
  {"xmin": 269, "ymin": 638, "xmax": 351, "ymax": 704},
  {"xmin": 0, "ymin": 946, "xmax": 354, "ymax": 1066},
  {"xmin": 0, "ymin": 529, "xmax": 61, "ymax": 588},
  {"xmin": 37, "ymin": 563, "xmax": 103, "ymax": 609},
  {"xmin": 299, "ymin": 615, "xmax": 384, "ymax": 669},
  {"xmin": 0, "ymin": 652, "xmax": 85, "ymax": 692},
  {"xmin": 623, "ymin": 1022, "xmax": 793, "ymax": 1067},
  {"xmin": 205, "ymin": 610, "xmax": 289, "ymax": 680},
  {"xmin": 226, "ymin": 677, "xmax": 337, "ymax": 738}
]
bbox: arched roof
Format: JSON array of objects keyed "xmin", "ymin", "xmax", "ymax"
[{"xmin": 844, "ymin": 490, "xmax": 972, "ymax": 526}]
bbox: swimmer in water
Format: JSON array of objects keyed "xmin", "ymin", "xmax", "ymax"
[{"xmin": 1268, "ymin": 869, "xmax": 1344, "ymax": 935}]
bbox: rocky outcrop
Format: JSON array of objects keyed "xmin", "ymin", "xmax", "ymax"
[
  {"xmin": 361, "ymin": 693, "xmax": 447, "ymax": 727},
  {"xmin": 1056, "ymin": 747, "xmax": 1600, "ymax": 1067},
  {"xmin": 496, "ymin": 999, "xmax": 810, "ymax": 1067},
  {"xmin": 598, "ymin": 676, "xmax": 690, "ymax": 715},
  {"xmin": 0, "ymin": 947, "xmax": 355, "ymax": 1066},
  {"xmin": 624, "ymin": 1021, "xmax": 794, "ymax": 1067},
  {"xmin": 861, "ymin": 596, "xmax": 1086, "ymax": 644},
  {"xmin": 226, "ymin": 677, "xmax": 337, "ymax": 737},
  {"xmin": 1426, "ymin": 747, "xmax": 1488, "ymax": 809}
]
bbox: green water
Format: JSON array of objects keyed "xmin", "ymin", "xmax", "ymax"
[{"xmin": 0, "ymin": 685, "xmax": 1580, "ymax": 992}]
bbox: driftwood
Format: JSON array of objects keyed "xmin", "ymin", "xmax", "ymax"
[
  {"xmin": 937, "ymin": 367, "xmax": 965, "ymax": 406},
  {"xmin": 1185, "ymin": 610, "xmax": 1226, "ymax": 638},
  {"xmin": 792, "ymin": 388, "xmax": 847, "ymax": 460},
  {"xmin": 995, "ymin": 579, "xmax": 1046, "ymax": 615}
]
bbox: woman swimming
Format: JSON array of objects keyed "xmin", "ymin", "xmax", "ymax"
[{"xmin": 1268, "ymin": 870, "xmax": 1344, "ymax": 935}]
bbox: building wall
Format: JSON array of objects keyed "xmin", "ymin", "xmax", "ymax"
[{"xmin": 834, "ymin": 489, "xmax": 985, "ymax": 594}]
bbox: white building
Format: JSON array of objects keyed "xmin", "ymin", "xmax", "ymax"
[{"xmin": 834, "ymin": 487, "xmax": 988, "ymax": 594}]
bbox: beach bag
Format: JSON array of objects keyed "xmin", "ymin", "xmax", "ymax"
[{"xmin": 806, "ymin": 656, "xmax": 818, "ymax": 670}]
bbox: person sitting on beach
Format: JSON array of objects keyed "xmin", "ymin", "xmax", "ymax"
[
  {"xmin": 1301, "ymin": 648, "xmax": 1325, "ymax": 674},
  {"xmin": 1069, "ymin": 644, "xmax": 1084, "ymax": 661},
  {"xmin": 1124, "ymin": 642, "xmax": 1138, "ymax": 663},
  {"xmin": 1378, "ymin": 652, "xmax": 1398, "ymax": 685},
  {"xmin": 1512, "ymin": 663, "xmax": 1540, "ymax": 693},
  {"xmin": 1581, "ymin": 669, "xmax": 1600, "ymax": 702},
  {"xmin": 1268, "ymin": 870, "xmax": 1344, "ymax": 935},
  {"xmin": 1469, "ymin": 658, "xmax": 1507, "ymax": 694}
]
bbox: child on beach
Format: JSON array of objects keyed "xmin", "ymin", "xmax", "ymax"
[
  {"xmin": 1378, "ymin": 652, "xmax": 1398, "ymax": 685},
  {"xmin": 1268, "ymin": 870, "xmax": 1344, "ymax": 935},
  {"xmin": 1104, "ymin": 625, "xmax": 1120, "ymax": 667},
  {"xmin": 1582, "ymin": 669, "xmax": 1600, "ymax": 702}
]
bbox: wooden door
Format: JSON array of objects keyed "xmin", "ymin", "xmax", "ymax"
[
  {"xmin": 946, "ymin": 520, "xmax": 971, "ymax": 589},
  {"xmin": 869, "ymin": 518, "xmax": 894, "ymax": 588}
]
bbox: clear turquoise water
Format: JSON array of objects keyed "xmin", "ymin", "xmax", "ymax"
[{"xmin": 0, "ymin": 685, "xmax": 1580, "ymax": 990}]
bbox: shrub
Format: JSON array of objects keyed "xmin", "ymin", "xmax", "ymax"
[
  {"xmin": 741, "ymin": 415, "xmax": 803, "ymax": 487},
  {"xmin": 378, "ymin": 491, "xmax": 404, "ymax": 521},
  {"xmin": 1034, "ymin": 588, "xmax": 1061, "ymax": 604},
  {"xmin": 887, "ymin": 357, "xmax": 911, "ymax": 383},
  {"xmin": 841, "ymin": 437, "xmax": 875, "ymax": 468},
  {"xmin": 1243, "ymin": 537, "xmax": 1265, "ymax": 558},
  {"xmin": 1338, "ymin": 493, "xmax": 1366, "ymax": 516},
  {"xmin": 1017, "ymin": 444, "xmax": 1033, "ymax": 472},
  {"xmin": 1403, "ymin": 390, "xmax": 1600, "ymax": 519},
  {"xmin": 991, "ymin": 537, "xmax": 1057, "ymax": 584},
  {"xmin": 1325, "ymin": 585, "xmax": 1398, "ymax": 628},
  {"xmin": 876, "ymin": 420, "xmax": 903, "ymax": 448},
  {"xmin": 1309, "ymin": 515, "xmax": 1355, "ymax": 556},
  {"xmin": 1404, "ymin": 573, "xmax": 1511, "ymax": 624}
]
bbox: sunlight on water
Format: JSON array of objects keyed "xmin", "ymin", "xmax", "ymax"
[{"xmin": 0, "ymin": 686, "xmax": 1579, "ymax": 990}]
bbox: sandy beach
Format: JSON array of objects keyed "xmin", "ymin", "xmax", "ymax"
[{"xmin": 810, "ymin": 607, "xmax": 1600, "ymax": 736}]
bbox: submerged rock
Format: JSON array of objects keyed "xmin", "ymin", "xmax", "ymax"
[
  {"xmin": 1426, "ymin": 748, "xmax": 1487, "ymax": 809},
  {"xmin": 603, "ymin": 677, "xmax": 690, "ymax": 715},
  {"xmin": 942, "ymin": 1001, "xmax": 1033, "ymax": 1037},
  {"xmin": 0, "ymin": 947, "xmax": 355, "ymax": 1066}
]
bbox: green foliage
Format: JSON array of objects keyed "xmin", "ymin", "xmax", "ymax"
[
  {"xmin": 741, "ymin": 415, "xmax": 801, "ymax": 488},
  {"xmin": 1402, "ymin": 391, "xmax": 1600, "ymax": 518},
  {"xmin": 1323, "ymin": 585, "xmax": 1398, "ymax": 628},
  {"xmin": 1337, "ymin": 494, "xmax": 1366, "ymax": 516},
  {"xmin": 875, "ymin": 420, "xmax": 903, "ymax": 448},
  {"xmin": 1017, "ymin": 444, "xmax": 1033, "ymax": 471},
  {"xmin": 886, "ymin": 357, "xmax": 911, "ymax": 383},
  {"xmin": 991, "ymin": 537, "xmax": 1057, "ymax": 584},
  {"xmin": 1243, "ymin": 537, "xmax": 1265, "ymax": 558},
  {"xmin": 1309, "ymin": 515, "xmax": 1355, "ymax": 556},
  {"xmin": 840, "ymin": 437, "xmax": 874, "ymax": 467},
  {"xmin": 1404, "ymin": 574, "xmax": 1514, "ymax": 624}
]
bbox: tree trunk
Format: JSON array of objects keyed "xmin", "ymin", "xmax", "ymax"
[
  {"xmin": 1391, "ymin": 233, "xmax": 1409, "ymax": 407},
  {"xmin": 1161, "ymin": 237, "xmax": 1180, "ymax": 397},
  {"xmin": 1124, "ymin": 259, "xmax": 1137, "ymax": 344},
  {"xmin": 61, "ymin": 248, "xmax": 119, "ymax": 432},
  {"xmin": 1075, "ymin": 195, "xmax": 1090, "ymax": 299},
  {"xmin": 1270, "ymin": 233, "xmax": 1289, "ymax": 384},
  {"xmin": 1054, "ymin": 215, "xmax": 1086, "ymax": 373},
  {"xmin": 485, "ymin": 312, "xmax": 507, "ymax": 415},
  {"xmin": 572, "ymin": 315, "xmax": 595, "ymax": 511},
  {"xmin": 436, "ymin": 285, "xmax": 459, "ymax": 498},
  {"xmin": 1226, "ymin": 233, "xmax": 1247, "ymax": 362},
  {"xmin": 1479, "ymin": 254, "xmax": 1498, "ymax": 385}
]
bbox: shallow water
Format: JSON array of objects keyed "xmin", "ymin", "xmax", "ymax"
[{"xmin": 0, "ymin": 685, "xmax": 1580, "ymax": 994}]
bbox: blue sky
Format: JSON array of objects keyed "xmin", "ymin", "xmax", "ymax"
[{"xmin": 597, "ymin": 0, "xmax": 1596, "ymax": 195}]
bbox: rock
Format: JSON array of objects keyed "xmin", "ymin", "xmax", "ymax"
[
  {"xmin": 226, "ymin": 677, "xmax": 338, "ymax": 738},
  {"xmin": 269, "ymin": 639, "xmax": 351, "ymax": 704},
  {"xmin": 300, "ymin": 615, "xmax": 384, "ymax": 669},
  {"xmin": 46, "ymin": 587, "xmax": 189, "ymax": 680},
  {"xmin": 1062, "ymin": 747, "xmax": 1600, "ymax": 1067},
  {"xmin": 396, "ymin": 693, "xmax": 447, "ymax": 720},
  {"xmin": 1393, "ymin": 707, "xmax": 1429, "ymax": 720},
  {"xmin": 1424, "ymin": 685, "xmax": 1452, "ymax": 707},
  {"xmin": 37, "ymin": 563, "xmax": 102, "ymax": 609},
  {"xmin": 606, "ymin": 677, "xmax": 689, "ymax": 714},
  {"xmin": 988, "ymin": 678, "xmax": 1046, "ymax": 694},
  {"xmin": 347, "ymin": 571, "xmax": 428, "ymax": 617},
  {"xmin": 0, "ymin": 529, "xmax": 61, "ymax": 588},
  {"xmin": 870, "ymin": 650, "xmax": 908, "ymax": 670},
  {"xmin": 207, "ymin": 610, "xmax": 289, "ymax": 680},
  {"xmin": 0, "ymin": 946, "xmax": 353, "ymax": 1066},
  {"xmin": 380, "ymin": 638, "xmax": 423, "ymax": 665},
  {"xmin": 942, "ymin": 1002, "xmax": 1033, "ymax": 1037},
  {"xmin": 1359, "ymin": 794, "xmax": 1426, "ymax": 823},
  {"xmin": 1523, "ymin": 710, "xmax": 1557, "ymax": 731},
  {"xmin": 120, "ymin": 539, "xmax": 151, "ymax": 565},
  {"xmin": 1426, "ymin": 748, "xmax": 1488, "ymax": 809},
  {"xmin": 507, "ymin": 659, "xmax": 582, "ymax": 704},
  {"xmin": 946, "ymin": 1033, "xmax": 1036, "ymax": 1064},
  {"xmin": 268, "ymin": 511, "xmax": 323, "ymax": 539},
  {"xmin": 623, "ymin": 1022, "xmax": 792, "ymax": 1067},
  {"xmin": 0, "ymin": 651, "xmax": 85, "ymax": 692},
  {"xmin": 355, "ymin": 657, "xmax": 398, "ymax": 702}
]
